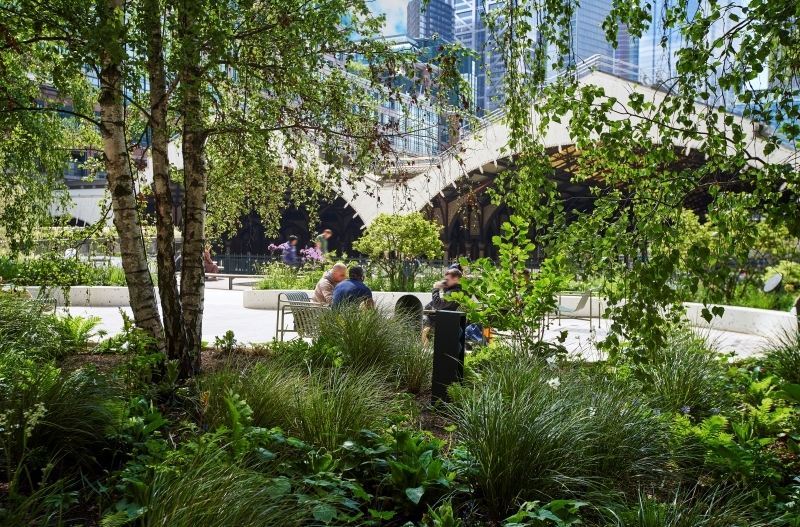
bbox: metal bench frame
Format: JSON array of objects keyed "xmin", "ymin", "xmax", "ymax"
[
  {"xmin": 275, "ymin": 291, "xmax": 329, "ymax": 341},
  {"xmin": 206, "ymin": 273, "xmax": 263, "ymax": 290}
]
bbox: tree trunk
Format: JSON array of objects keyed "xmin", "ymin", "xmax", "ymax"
[
  {"xmin": 98, "ymin": 1, "xmax": 166, "ymax": 354},
  {"xmin": 178, "ymin": 5, "xmax": 207, "ymax": 374},
  {"xmin": 180, "ymin": 91, "xmax": 207, "ymax": 374},
  {"xmin": 145, "ymin": 0, "xmax": 189, "ymax": 375}
]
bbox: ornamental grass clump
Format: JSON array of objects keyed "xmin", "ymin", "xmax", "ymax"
[
  {"xmin": 316, "ymin": 303, "xmax": 417, "ymax": 375},
  {"xmin": 606, "ymin": 485, "xmax": 760, "ymax": 527},
  {"xmin": 0, "ymin": 294, "xmax": 62, "ymax": 359},
  {"xmin": 121, "ymin": 455, "xmax": 317, "ymax": 527},
  {"xmin": 293, "ymin": 368, "xmax": 393, "ymax": 451},
  {"xmin": 197, "ymin": 359, "xmax": 300, "ymax": 432},
  {"xmin": 198, "ymin": 360, "xmax": 394, "ymax": 451},
  {"xmin": 448, "ymin": 356, "xmax": 671, "ymax": 522},
  {"xmin": 636, "ymin": 331, "xmax": 727, "ymax": 417},
  {"xmin": 0, "ymin": 353, "xmax": 116, "ymax": 481},
  {"xmin": 763, "ymin": 329, "xmax": 800, "ymax": 385},
  {"xmin": 395, "ymin": 340, "xmax": 433, "ymax": 394}
]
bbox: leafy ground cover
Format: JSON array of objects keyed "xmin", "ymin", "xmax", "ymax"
[
  {"xmin": 1, "ymin": 256, "xmax": 129, "ymax": 288},
  {"xmin": 2, "ymin": 291, "xmax": 800, "ymax": 526}
]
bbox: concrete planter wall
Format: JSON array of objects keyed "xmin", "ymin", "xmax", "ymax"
[
  {"xmin": 243, "ymin": 289, "xmax": 431, "ymax": 310},
  {"xmin": 684, "ymin": 302, "xmax": 797, "ymax": 340},
  {"xmin": 25, "ymin": 286, "xmax": 134, "ymax": 307}
]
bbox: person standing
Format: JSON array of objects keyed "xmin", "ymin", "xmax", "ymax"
[
  {"xmin": 315, "ymin": 229, "xmax": 333, "ymax": 256},
  {"xmin": 401, "ymin": 253, "xmax": 421, "ymax": 290},
  {"xmin": 332, "ymin": 265, "xmax": 374, "ymax": 308},
  {"xmin": 282, "ymin": 235, "xmax": 300, "ymax": 268}
]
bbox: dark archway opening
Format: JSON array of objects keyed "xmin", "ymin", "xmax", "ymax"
[{"xmin": 220, "ymin": 197, "xmax": 365, "ymax": 255}]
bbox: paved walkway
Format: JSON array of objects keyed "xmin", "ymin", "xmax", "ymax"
[{"xmin": 62, "ymin": 281, "xmax": 770, "ymax": 358}]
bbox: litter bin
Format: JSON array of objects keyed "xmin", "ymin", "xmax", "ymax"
[{"xmin": 395, "ymin": 295, "xmax": 423, "ymax": 337}]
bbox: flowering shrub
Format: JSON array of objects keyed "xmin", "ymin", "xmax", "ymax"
[
  {"xmin": 299, "ymin": 247, "xmax": 325, "ymax": 265},
  {"xmin": 267, "ymin": 242, "xmax": 289, "ymax": 254}
]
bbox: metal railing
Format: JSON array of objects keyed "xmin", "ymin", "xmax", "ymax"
[{"xmin": 213, "ymin": 253, "xmax": 542, "ymax": 275}]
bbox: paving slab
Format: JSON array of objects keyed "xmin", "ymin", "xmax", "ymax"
[{"xmin": 62, "ymin": 283, "xmax": 772, "ymax": 358}]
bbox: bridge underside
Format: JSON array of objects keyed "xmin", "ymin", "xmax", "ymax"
[{"xmin": 421, "ymin": 144, "xmax": 724, "ymax": 260}]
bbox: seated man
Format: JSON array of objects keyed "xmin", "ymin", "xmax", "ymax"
[
  {"xmin": 312, "ymin": 263, "xmax": 347, "ymax": 306},
  {"xmin": 423, "ymin": 268, "xmax": 463, "ymax": 328},
  {"xmin": 332, "ymin": 266, "xmax": 374, "ymax": 308}
]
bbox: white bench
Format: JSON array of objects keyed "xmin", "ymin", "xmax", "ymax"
[{"xmin": 206, "ymin": 273, "xmax": 263, "ymax": 290}]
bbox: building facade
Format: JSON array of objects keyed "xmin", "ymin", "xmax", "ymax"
[{"xmin": 407, "ymin": 0, "xmax": 455, "ymax": 44}]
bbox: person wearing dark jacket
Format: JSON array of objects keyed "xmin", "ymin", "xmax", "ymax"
[
  {"xmin": 282, "ymin": 236, "xmax": 300, "ymax": 267},
  {"xmin": 332, "ymin": 266, "xmax": 375, "ymax": 308},
  {"xmin": 423, "ymin": 268, "xmax": 463, "ymax": 332}
]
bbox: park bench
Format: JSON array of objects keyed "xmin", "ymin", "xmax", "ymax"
[
  {"xmin": 552, "ymin": 289, "xmax": 599, "ymax": 327},
  {"xmin": 205, "ymin": 273, "xmax": 263, "ymax": 290},
  {"xmin": 275, "ymin": 291, "xmax": 329, "ymax": 341}
]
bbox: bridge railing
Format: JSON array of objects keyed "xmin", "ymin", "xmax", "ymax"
[{"xmin": 214, "ymin": 253, "xmax": 542, "ymax": 276}]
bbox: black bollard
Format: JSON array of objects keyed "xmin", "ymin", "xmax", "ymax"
[{"xmin": 431, "ymin": 310, "xmax": 466, "ymax": 403}]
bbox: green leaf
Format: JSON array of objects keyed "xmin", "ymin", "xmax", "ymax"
[
  {"xmin": 778, "ymin": 384, "xmax": 800, "ymax": 404},
  {"xmin": 405, "ymin": 486, "xmax": 425, "ymax": 504},
  {"xmin": 312, "ymin": 504, "xmax": 337, "ymax": 523},
  {"xmin": 267, "ymin": 477, "xmax": 291, "ymax": 497},
  {"xmin": 369, "ymin": 509, "xmax": 395, "ymax": 520}
]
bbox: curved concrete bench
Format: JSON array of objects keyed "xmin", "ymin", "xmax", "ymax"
[
  {"xmin": 556, "ymin": 295, "xmax": 797, "ymax": 340},
  {"xmin": 24, "ymin": 286, "xmax": 136, "ymax": 307},
  {"xmin": 684, "ymin": 302, "xmax": 797, "ymax": 340}
]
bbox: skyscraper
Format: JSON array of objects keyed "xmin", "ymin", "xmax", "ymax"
[
  {"xmin": 407, "ymin": 0, "xmax": 455, "ymax": 44},
  {"xmin": 453, "ymin": 0, "xmax": 618, "ymax": 116},
  {"xmin": 452, "ymin": 0, "xmax": 497, "ymax": 115},
  {"xmin": 614, "ymin": 23, "xmax": 639, "ymax": 81}
]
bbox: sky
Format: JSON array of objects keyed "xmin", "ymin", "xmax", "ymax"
[{"xmin": 369, "ymin": 0, "xmax": 408, "ymax": 35}]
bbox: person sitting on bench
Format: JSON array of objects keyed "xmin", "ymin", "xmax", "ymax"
[
  {"xmin": 203, "ymin": 244, "xmax": 219, "ymax": 280},
  {"xmin": 312, "ymin": 263, "xmax": 347, "ymax": 306},
  {"xmin": 423, "ymin": 268, "xmax": 463, "ymax": 328},
  {"xmin": 332, "ymin": 266, "xmax": 374, "ymax": 308}
]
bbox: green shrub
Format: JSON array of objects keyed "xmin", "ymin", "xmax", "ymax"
[
  {"xmin": 635, "ymin": 332, "xmax": 727, "ymax": 417},
  {"xmin": 0, "ymin": 255, "xmax": 128, "ymax": 287},
  {"xmin": 0, "ymin": 294, "xmax": 65, "ymax": 359},
  {"xmin": 764, "ymin": 330, "xmax": 800, "ymax": 385},
  {"xmin": 463, "ymin": 342, "xmax": 514, "ymax": 379},
  {"xmin": 253, "ymin": 261, "xmax": 324, "ymax": 291},
  {"xmin": 448, "ymin": 357, "xmax": 671, "ymax": 522}
]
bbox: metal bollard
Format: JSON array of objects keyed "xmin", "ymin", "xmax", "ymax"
[{"xmin": 431, "ymin": 310, "xmax": 466, "ymax": 403}]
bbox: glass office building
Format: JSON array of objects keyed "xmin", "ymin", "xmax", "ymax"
[{"xmin": 407, "ymin": 0, "xmax": 455, "ymax": 44}]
